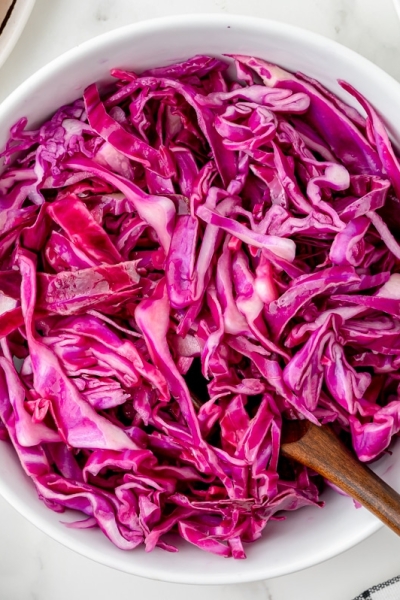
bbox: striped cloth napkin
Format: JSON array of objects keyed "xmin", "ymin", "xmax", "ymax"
[{"xmin": 353, "ymin": 576, "xmax": 400, "ymax": 599}]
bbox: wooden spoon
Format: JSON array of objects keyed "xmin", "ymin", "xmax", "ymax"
[{"xmin": 281, "ymin": 420, "xmax": 400, "ymax": 535}]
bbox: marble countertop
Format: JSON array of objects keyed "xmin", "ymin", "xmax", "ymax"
[{"xmin": 1, "ymin": 0, "xmax": 400, "ymax": 598}]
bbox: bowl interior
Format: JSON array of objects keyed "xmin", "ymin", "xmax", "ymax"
[{"xmin": 0, "ymin": 14, "xmax": 400, "ymax": 585}]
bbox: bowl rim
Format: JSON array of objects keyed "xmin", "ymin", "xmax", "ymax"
[
  {"xmin": 1, "ymin": 12, "xmax": 400, "ymax": 122},
  {"xmin": 1, "ymin": 12, "xmax": 397, "ymax": 584},
  {"xmin": 0, "ymin": 0, "xmax": 36, "ymax": 71}
]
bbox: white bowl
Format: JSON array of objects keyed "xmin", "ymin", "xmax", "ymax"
[
  {"xmin": 0, "ymin": 0, "xmax": 36, "ymax": 70},
  {"xmin": 1, "ymin": 14, "xmax": 400, "ymax": 585}
]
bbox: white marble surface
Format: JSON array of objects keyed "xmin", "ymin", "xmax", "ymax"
[{"xmin": 1, "ymin": 0, "xmax": 400, "ymax": 598}]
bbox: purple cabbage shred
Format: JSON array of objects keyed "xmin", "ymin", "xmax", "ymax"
[{"xmin": 0, "ymin": 53, "xmax": 399, "ymax": 558}]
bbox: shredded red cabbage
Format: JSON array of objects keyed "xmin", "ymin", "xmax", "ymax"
[{"xmin": 0, "ymin": 53, "xmax": 400, "ymax": 559}]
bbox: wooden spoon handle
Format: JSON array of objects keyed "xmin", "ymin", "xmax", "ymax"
[{"xmin": 281, "ymin": 422, "xmax": 400, "ymax": 536}]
